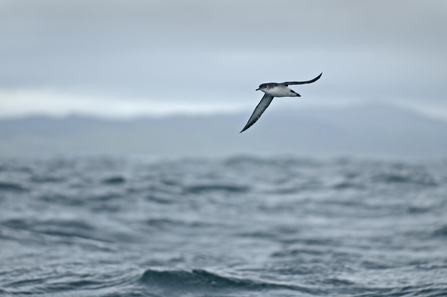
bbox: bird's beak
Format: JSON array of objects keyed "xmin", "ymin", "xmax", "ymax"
[{"xmin": 255, "ymin": 88, "xmax": 260, "ymax": 91}]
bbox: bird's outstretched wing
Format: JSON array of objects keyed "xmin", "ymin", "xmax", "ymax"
[
  {"xmin": 281, "ymin": 72, "xmax": 322, "ymax": 86},
  {"xmin": 240, "ymin": 94, "xmax": 274, "ymax": 133}
]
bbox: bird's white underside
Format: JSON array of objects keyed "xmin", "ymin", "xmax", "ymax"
[{"xmin": 262, "ymin": 86, "xmax": 299, "ymax": 97}]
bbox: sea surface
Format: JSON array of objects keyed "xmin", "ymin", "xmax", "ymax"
[{"xmin": 0, "ymin": 155, "xmax": 446, "ymax": 297}]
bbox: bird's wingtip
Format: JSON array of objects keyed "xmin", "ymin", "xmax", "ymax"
[{"xmin": 240, "ymin": 124, "xmax": 251, "ymax": 133}]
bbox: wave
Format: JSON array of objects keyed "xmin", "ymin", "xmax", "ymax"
[
  {"xmin": 2, "ymin": 218, "xmax": 96, "ymax": 238},
  {"xmin": 432, "ymin": 225, "xmax": 447, "ymax": 237},
  {"xmin": 102, "ymin": 176, "xmax": 126, "ymax": 185},
  {"xmin": 183, "ymin": 184, "xmax": 250, "ymax": 194},
  {"xmin": 140, "ymin": 268, "xmax": 316, "ymax": 295},
  {"xmin": 372, "ymin": 172, "xmax": 438, "ymax": 187},
  {"xmin": 0, "ymin": 181, "xmax": 27, "ymax": 192}
]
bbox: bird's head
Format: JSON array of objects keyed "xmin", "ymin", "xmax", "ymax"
[{"xmin": 256, "ymin": 83, "xmax": 268, "ymax": 91}]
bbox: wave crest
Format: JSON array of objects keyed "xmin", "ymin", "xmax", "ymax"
[{"xmin": 140, "ymin": 268, "xmax": 311, "ymax": 294}]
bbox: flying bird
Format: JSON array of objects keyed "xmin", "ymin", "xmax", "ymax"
[{"xmin": 240, "ymin": 73, "xmax": 322, "ymax": 133}]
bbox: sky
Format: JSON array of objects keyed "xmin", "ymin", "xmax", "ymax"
[{"xmin": 1, "ymin": 0, "xmax": 446, "ymax": 119}]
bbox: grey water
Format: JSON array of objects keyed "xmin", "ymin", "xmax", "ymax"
[{"xmin": 0, "ymin": 155, "xmax": 446, "ymax": 297}]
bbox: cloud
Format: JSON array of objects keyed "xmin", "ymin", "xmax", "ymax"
[
  {"xmin": 0, "ymin": 88, "xmax": 249, "ymax": 119},
  {"xmin": 0, "ymin": 0, "xmax": 446, "ymax": 118}
]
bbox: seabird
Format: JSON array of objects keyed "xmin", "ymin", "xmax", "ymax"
[{"xmin": 240, "ymin": 72, "xmax": 322, "ymax": 133}]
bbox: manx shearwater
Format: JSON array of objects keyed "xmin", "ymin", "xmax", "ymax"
[{"xmin": 240, "ymin": 72, "xmax": 322, "ymax": 133}]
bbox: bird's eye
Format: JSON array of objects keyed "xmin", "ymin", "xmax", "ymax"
[{"xmin": 260, "ymin": 84, "xmax": 265, "ymax": 88}]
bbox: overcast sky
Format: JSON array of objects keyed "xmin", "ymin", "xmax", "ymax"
[{"xmin": 1, "ymin": 0, "xmax": 446, "ymax": 119}]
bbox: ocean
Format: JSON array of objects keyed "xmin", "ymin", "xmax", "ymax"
[{"xmin": 0, "ymin": 155, "xmax": 446, "ymax": 297}]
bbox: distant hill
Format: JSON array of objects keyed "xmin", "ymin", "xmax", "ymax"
[{"xmin": 1, "ymin": 103, "xmax": 446, "ymax": 158}]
